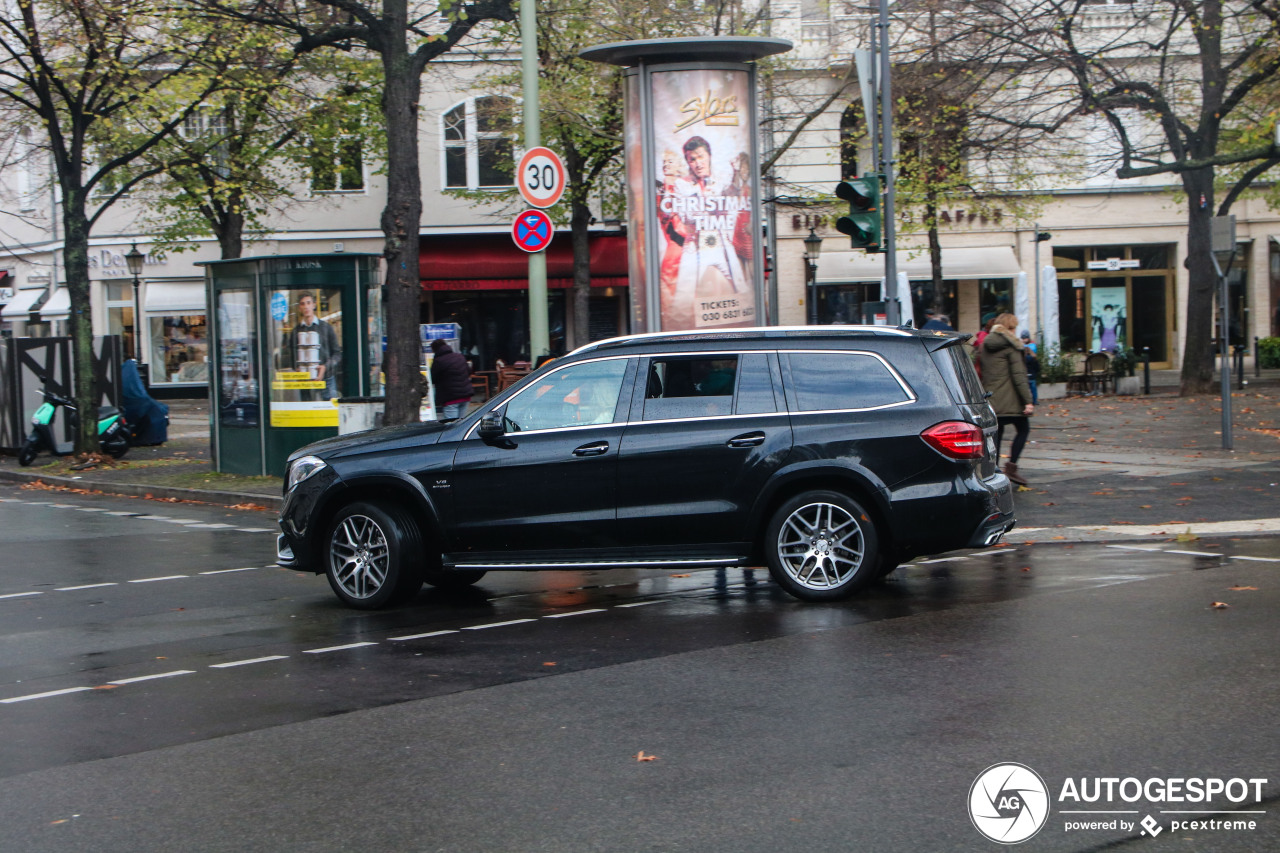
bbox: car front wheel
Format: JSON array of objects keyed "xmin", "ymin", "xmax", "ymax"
[
  {"xmin": 765, "ymin": 490, "xmax": 880, "ymax": 601},
  {"xmin": 325, "ymin": 501, "xmax": 424, "ymax": 609}
]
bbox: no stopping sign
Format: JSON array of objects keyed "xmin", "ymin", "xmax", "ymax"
[{"xmin": 512, "ymin": 209, "xmax": 554, "ymax": 253}]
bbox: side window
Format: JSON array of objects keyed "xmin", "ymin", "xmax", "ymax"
[
  {"xmin": 784, "ymin": 352, "xmax": 911, "ymax": 412},
  {"xmin": 503, "ymin": 359, "xmax": 628, "ymax": 432},
  {"xmin": 642, "ymin": 356, "xmax": 737, "ymax": 420},
  {"xmin": 735, "ymin": 352, "xmax": 778, "ymax": 414}
]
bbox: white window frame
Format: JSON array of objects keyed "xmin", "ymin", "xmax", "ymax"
[{"xmin": 440, "ymin": 95, "xmax": 516, "ymax": 190}]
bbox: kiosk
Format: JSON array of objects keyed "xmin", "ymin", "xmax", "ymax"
[{"xmin": 202, "ymin": 254, "xmax": 383, "ymax": 475}]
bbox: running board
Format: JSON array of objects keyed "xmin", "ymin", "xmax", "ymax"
[{"xmin": 451, "ymin": 557, "xmax": 746, "ymax": 571}]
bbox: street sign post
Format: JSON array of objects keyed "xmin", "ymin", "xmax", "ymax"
[
  {"xmin": 517, "ymin": 146, "xmax": 566, "ymax": 209},
  {"xmin": 1211, "ymin": 215, "xmax": 1237, "ymax": 450},
  {"xmin": 512, "ymin": 209, "xmax": 555, "ymax": 254}
]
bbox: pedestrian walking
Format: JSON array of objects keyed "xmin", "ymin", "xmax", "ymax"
[
  {"xmin": 429, "ymin": 339, "xmax": 474, "ymax": 420},
  {"xmin": 979, "ymin": 313, "xmax": 1034, "ymax": 486},
  {"xmin": 1021, "ymin": 330, "xmax": 1040, "ymax": 405},
  {"xmin": 921, "ymin": 309, "xmax": 956, "ymax": 332}
]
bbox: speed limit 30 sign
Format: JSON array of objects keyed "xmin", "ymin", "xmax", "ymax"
[{"xmin": 517, "ymin": 146, "xmax": 565, "ymax": 209}]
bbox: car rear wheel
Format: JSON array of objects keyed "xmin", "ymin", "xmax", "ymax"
[
  {"xmin": 765, "ymin": 490, "xmax": 880, "ymax": 601},
  {"xmin": 325, "ymin": 501, "xmax": 424, "ymax": 609}
]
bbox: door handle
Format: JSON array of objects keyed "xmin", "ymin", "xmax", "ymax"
[
  {"xmin": 573, "ymin": 441, "xmax": 610, "ymax": 457},
  {"xmin": 727, "ymin": 431, "xmax": 766, "ymax": 448}
]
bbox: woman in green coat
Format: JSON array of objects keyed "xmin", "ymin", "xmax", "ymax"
[{"xmin": 979, "ymin": 312, "xmax": 1035, "ymax": 485}]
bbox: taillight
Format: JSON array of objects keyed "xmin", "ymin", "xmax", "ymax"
[{"xmin": 920, "ymin": 421, "xmax": 985, "ymax": 460}]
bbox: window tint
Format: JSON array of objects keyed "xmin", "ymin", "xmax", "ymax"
[
  {"xmin": 735, "ymin": 353, "xmax": 777, "ymax": 414},
  {"xmin": 504, "ymin": 359, "xmax": 628, "ymax": 432},
  {"xmin": 643, "ymin": 356, "xmax": 737, "ymax": 420},
  {"xmin": 933, "ymin": 344, "xmax": 987, "ymax": 405},
  {"xmin": 785, "ymin": 352, "xmax": 910, "ymax": 411}
]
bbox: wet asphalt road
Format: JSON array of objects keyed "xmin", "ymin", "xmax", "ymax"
[{"xmin": 0, "ymin": 483, "xmax": 1276, "ymax": 852}]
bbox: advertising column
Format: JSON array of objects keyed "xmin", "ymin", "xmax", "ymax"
[{"xmin": 584, "ymin": 37, "xmax": 792, "ymax": 333}]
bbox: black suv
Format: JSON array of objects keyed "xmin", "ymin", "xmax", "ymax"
[{"xmin": 278, "ymin": 327, "xmax": 1014, "ymax": 607}]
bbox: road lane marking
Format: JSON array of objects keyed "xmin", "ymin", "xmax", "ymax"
[
  {"xmin": 157, "ymin": 518, "xmax": 200, "ymax": 524},
  {"xmin": 914, "ymin": 557, "xmax": 967, "ymax": 564},
  {"xmin": 0, "ymin": 591, "xmax": 42, "ymax": 600},
  {"xmin": 74, "ymin": 507, "xmax": 108, "ymax": 512},
  {"xmin": 128, "ymin": 575, "xmax": 189, "ymax": 583},
  {"xmin": 1106, "ymin": 545, "xmax": 1165, "ymax": 552},
  {"xmin": 1231, "ymin": 555, "xmax": 1280, "ymax": 562},
  {"xmin": 302, "ymin": 642, "xmax": 377, "ymax": 654},
  {"xmin": 388, "ymin": 630, "xmax": 460, "ymax": 641},
  {"xmin": 543, "ymin": 609, "xmax": 607, "ymax": 618},
  {"xmin": 462, "ymin": 619, "xmax": 537, "ymax": 630},
  {"xmin": 107, "ymin": 671, "xmax": 196, "ymax": 685},
  {"xmin": 185, "ymin": 523, "xmax": 235, "ymax": 529},
  {"xmin": 134, "ymin": 515, "xmax": 174, "ymax": 521},
  {"xmin": 55, "ymin": 583, "xmax": 118, "ymax": 591},
  {"xmin": 236, "ymin": 528, "xmax": 275, "ymax": 533},
  {"xmin": 1, "ymin": 687, "xmax": 92, "ymax": 703},
  {"xmin": 210, "ymin": 656, "xmax": 289, "ymax": 668},
  {"xmin": 1165, "ymin": 550, "xmax": 1223, "ymax": 557},
  {"xmin": 199, "ymin": 567, "xmax": 260, "ymax": 575},
  {"xmin": 616, "ymin": 600, "xmax": 665, "ymax": 608}
]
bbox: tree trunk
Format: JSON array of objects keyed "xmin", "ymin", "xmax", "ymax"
[
  {"xmin": 63, "ymin": 204, "xmax": 99, "ymax": 455},
  {"xmin": 379, "ymin": 33, "xmax": 426, "ymax": 425},
  {"xmin": 1180, "ymin": 169, "xmax": 1217, "ymax": 395},
  {"xmin": 927, "ymin": 204, "xmax": 942, "ymax": 314},
  {"xmin": 218, "ymin": 194, "xmax": 245, "ymax": 259},
  {"xmin": 569, "ymin": 198, "xmax": 592, "ymax": 350}
]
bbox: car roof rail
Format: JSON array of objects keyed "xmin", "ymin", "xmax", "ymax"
[{"xmin": 569, "ymin": 325, "xmax": 918, "ymax": 357}]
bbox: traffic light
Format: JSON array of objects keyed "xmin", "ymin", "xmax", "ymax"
[{"xmin": 835, "ymin": 176, "xmax": 881, "ymax": 252}]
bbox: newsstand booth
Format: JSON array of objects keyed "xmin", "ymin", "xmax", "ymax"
[{"xmin": 202, "ymin": 254, "xmax": 383, "ymax": 476}]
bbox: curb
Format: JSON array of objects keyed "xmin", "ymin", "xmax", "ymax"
[{"xmin": 0, "ymin": 469, "xmax": 282, "ymax": 512}]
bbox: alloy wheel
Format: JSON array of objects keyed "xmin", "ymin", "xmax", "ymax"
[
  {"xmin": 329, "ymin": 514, "xmax": 391, "ymax": 600},
  {"xmin": 775, "ymin": 501, "xmax": 867, "ymax": 591}
]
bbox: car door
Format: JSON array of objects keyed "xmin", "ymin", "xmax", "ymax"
[
  {"xmin": 613, "ymin": 351, "xmax": 792, "ymax": 554},
  {"xmin": 447, "ymin": 356, "xmax": 636, "ymax": 559}
]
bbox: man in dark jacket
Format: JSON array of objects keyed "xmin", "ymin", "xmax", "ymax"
[{"xmin": 430, "ymin": 339, "xmax": 474, "ymax": 420}]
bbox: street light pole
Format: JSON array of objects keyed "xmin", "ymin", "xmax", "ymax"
[
  {"xmin": 804, "ymin": 228, "xmax": 823, "ymax": 325},
  {"xmin": 124, "ymin": 242, "xmax": 145, "ymax": 362}
]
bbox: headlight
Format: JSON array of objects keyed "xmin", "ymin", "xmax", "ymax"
[{"xmin": 287, "ymin": 455, "xmax": 327, "ymax": 491}]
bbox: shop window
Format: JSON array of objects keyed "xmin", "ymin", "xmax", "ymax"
[
  {"xmin": 106, "ymin": 281, "xmax": 137, "ymax": 359},
  {"xmin": 217, "ymin": 290, "xmax": 258, "ymax": 427},
  {"xmin": 978, "ymin": 278, "xmax": 1013, "ymax": 324},
  {"xmin": 1053, "ymin": 248, "xmax": 1086, "ymax": 271},
  {"xmin": 442, "ymin": 96, "xmax": 515, "ymax": 189},
  {"xmin": 149, "ymin": 314, "xmax": 208, "ymax": 384},
  {"xmin": 1131, "ymin": 244, "xmax": 1170, "ymax": 270},
  {"xmin": 268, "ymin": 289, "xmax": 344, "ymax": 416}
]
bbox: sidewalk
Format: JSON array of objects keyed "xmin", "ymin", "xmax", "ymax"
[{"xmin": 3, "ymin": 369, "xmax": 1280, "ymax": 544}]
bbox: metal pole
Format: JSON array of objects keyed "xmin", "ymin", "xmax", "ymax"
[
  {"xmin": 1255, "ymin": 336, "xmax": 1261, "ymax": 378},
  {"xmin": 807, "ymin": 257, "xmax": 816, "ymax": 325},
  {"xmin": 1213, "ymin": 253, "xmax": 1232, "ymax": 449},
  {"xmin": 1034, "ymin": 225, "xmax": 1041, "ymax": 344},
  {"xmin": 1142, "ymin": 347, "xmax": 1150, "ymax": 395},
  {"xmin": 522, "ymin": 0, "xmax": 549, "ymax": 359},
  {"xmin": 878, "ymin": 0, "xmax": 898, "ymax": 324},
  {"xmin": 868, "ymin": 23, "xmax": 879, "ymax": 174}
]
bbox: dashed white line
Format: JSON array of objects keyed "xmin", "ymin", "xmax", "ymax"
[
  {"xmin": 128, "ymin": 575, "xmax": 189, "ymax": 583},
  {"xmin": 543, "ymin": 609, "xmax": 607, "ymax": 619},
  {"xmin": 1231, "ymin": 555, "xmax": 1280, "ymax": 563},
  {"xmin": 157, "ymin": 518, "xmax": 201, "ymax": 525},
  {"xmin": 108, "ymin": 670, "xmax": 196, "ymax": 685},
  {"xmin": 1, "ymin": 687, "xmax": 92, "ymax": 704},
  {"xmin": 616, "ymin": 600, "xmax": 665, "ymax": 608},
  {"xmin": 1165, "ymin": 550, "xmax": 1223, "ymax": 558},
  {"xmin": 914, "ymin": 557, "xmax": 967, "ymax": 564},
  {"xmin": 199, "ymin": 567, "xmax": 259, "ymax": 575},
  {"xmin": 134, "ymin": 515, "xmax": 174, "ymax": 521},
  {"xmin": 388, "ymin": 630, "xmax": 459, "ymax": 641},
  {"xmin": 237, "ymin": 528, "xmax": 275, "ymax": 533},
  {"xmin": 0, "ymin": 591, "xmax": 42, "ymax": 600},
  {"xmin": 302, "ymin": 642, "xmax": 377, "ymax": 654},
  {"xmin": 1106, "ymin": 545, "xmax": 1166, "ymax": 552},
  {"xmin": 55, "ymin": 583, "xmax": 118, "ymax": 591},
  {"xmin": 185, "ymin": 523, "xmax": 235, "ymax": 529},
  {"xmin": 209, "ymin": 656, "xmax": 289, "ymax": 669},
  {"xmin": 462, "ymin": 619, "xmax": 537, "ymax": 630}
]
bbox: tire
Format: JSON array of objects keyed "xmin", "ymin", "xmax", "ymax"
[
  {"xmin": 423, "ymin": 565, "xmax": 487, "ymax": 590},
  {"xmin": 325, "ymin": 501, "xmax": 424, "ymax": 609},
  {"xmin": 17, "ymin": 440, "xmax": 38, "ymax": 467},
  {"xmin": 103, "ymin": 434, "xmax": 130, "ymax": 459},
  {"xmin": 764, "ymin": 490, "xmax": 880, "ymax": 601}
]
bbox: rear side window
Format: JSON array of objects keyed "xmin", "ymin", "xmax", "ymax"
[
  {"xmin": 933, "ymin": 343, "xmax": 987, "ymax": 405},
  {"xmin": 643, "ymin": 356, "xmax": 737, "ymax": 419},
  {"xmin": 784, "ymin": 352, "xmax": 911, "ymax": 412}
]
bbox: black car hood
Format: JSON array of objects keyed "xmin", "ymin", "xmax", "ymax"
[{"xmin": 290, "ymin": 421, "xmax": 452, "ymax": 462}]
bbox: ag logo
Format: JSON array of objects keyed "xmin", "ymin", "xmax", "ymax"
[{"xmin": 969, "ymin": 763, "xmax": 1050, "ymax": 844}]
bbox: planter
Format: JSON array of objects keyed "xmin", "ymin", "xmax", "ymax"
[
  {"xmin": 1038, "ymin": 382, "xmax": 1067, "ymax": 401},
  {"xmin": 1115, "ymin": 375, "xmax": 1141, "ymax": 395}
]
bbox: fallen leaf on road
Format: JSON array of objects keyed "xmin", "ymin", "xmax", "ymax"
[
  {"xmin": 670, "ymin": 573, "xmax": 691, "ymax": 578},
  {"xmin": 1175, "ymin": 529, "xmax": 1199, "ymax": 542},
  {"xmin": 543, "ymin": 662, "xmax": 557, "ymax": 666},
  {"xmin": 1210, "ymin": 601, "xmax": 1230, "ymax": 609},
  {"xmin": 1140, "ymin": 505, "xmax": 1152, "ymax": 509},
  {"xmin": 1017, "ymin": 485, "xmax": 1032, "ymax": 492},
  {"xmin": 636, "ymin": 751, "xmax": 658, "ymax": 762},
  {"xmin": 1228, "ymin": 585, "xmax": 1258, "ymax": 591}
]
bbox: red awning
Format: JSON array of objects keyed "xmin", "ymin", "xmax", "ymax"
[{"xmin": 420, "ymin": 233, "xmax": 628, "ymax": 291}]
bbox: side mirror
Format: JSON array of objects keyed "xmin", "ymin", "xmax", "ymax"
[{"xmin": 478, "ymin": 410, "xmax": 505, "ymax": 441}]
